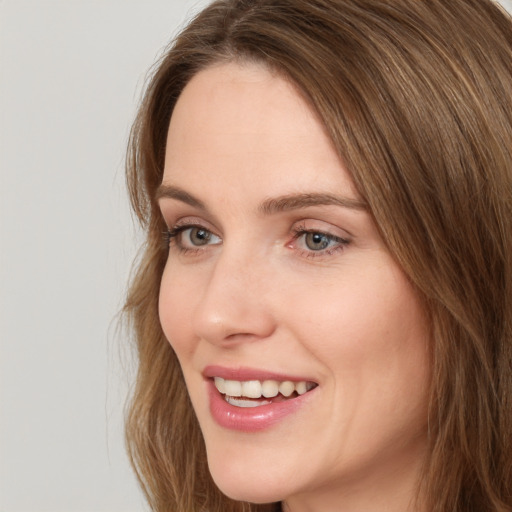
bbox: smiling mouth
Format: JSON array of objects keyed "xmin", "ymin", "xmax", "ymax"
[{"xmin": 213, "ymin": 377, "xmax": 318, "ymax": 408}]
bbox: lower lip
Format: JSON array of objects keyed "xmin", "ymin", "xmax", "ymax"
[{"xmin": 207, "ymin": 380, "xmax": 315, "ymax": 432}]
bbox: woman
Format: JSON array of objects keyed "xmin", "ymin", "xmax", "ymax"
[{"xmin": 124, "ymin": 1, "xmax": 512, "ymax": 511}]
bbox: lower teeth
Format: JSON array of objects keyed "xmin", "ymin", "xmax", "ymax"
[{"xmin": 224, "ymin": 395, "xmax": 272, "ymax": 408}]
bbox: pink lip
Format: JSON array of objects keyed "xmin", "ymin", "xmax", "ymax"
[
  {"xmin": 203, "ymin": 365, "xmax": 317, "ymax": 432},
  {"xmin": 203, "ymin": 365, "xmax": 315, "ymax": 383}
]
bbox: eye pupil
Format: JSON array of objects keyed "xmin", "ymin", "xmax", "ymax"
[
  {"xmin": 190, "ymin": 227, "xmax": 211, "ymax": 246},
  {"xmin": 305, "ymin": 232, "xmax": 330, "ymax": 250}
]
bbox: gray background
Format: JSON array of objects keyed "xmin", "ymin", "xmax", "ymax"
[
  {"xmin": 1, "ymin": 0, "xmax": 511, "ymax": 510},
  {"xmin": 0, "ymin": 1, "xmax": 209, "ymax": 510}
]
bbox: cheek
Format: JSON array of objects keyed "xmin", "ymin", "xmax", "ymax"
[
  {"xmin": 293, "ymin": 271, "xmax": 423, "ymax": 344},
  {"xmin": 158, "ymin": 265, "xmax": 197, "ymax": 358},
  {"xmin": 287, "ymin": 263, "xmax": 430, "ymax": 404},
  {"xmin": 288, "ymin": 267, "xmax": 430, "ymax": 465}
]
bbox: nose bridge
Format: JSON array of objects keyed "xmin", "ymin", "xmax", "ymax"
[{"xmin": 192, "ymin": 242, "xmax": 275, "ymax": 345}]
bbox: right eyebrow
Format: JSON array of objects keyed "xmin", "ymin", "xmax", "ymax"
[{"xmin": 155, "ymin": 184, "xmax": 206, "ymax": 210}]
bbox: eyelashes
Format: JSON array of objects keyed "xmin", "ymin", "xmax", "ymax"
[{"xmin": 163, "ymin": 222, "xmax": 350, "ymax": 259}]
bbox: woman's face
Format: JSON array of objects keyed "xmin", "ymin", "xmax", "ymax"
[{"xmin": 158, "ymin": 62, "xmax": 430, "ymax": 510}]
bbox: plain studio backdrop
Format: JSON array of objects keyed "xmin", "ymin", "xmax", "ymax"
[{"xmin": 0, "ymin": 0, "xmax": 511, "ymax": 511}]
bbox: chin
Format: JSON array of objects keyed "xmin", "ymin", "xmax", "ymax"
[
  {"xmin": 209, "ymin": 470, "xmax": 285, "ymax": 504},
  {"xmin": 205, "ymin": 446, "xmax": 290, "ymax": 504}
]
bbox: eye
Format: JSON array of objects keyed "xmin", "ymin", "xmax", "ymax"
[
  {"xmin": 303, "ymin": 232, "xmax": 336, "ymax": 251},
  {"xmin": 290, "ymin": 225, "xmax": 350, "ymax": 258},
  {"xmin": 166, "ymin": 224, "xmax": 221, "ymax": 252},
  {"xmin": 181, "ymin": 227, "xmax": 216, "ymax": 246}
]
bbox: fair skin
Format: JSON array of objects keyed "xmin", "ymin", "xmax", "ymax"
[{"xmin": 158, "ymin": 61, "xmax": 430, "ymax": 512}]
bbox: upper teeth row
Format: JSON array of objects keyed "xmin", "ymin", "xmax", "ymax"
[{"xmin": 214, "ymin": 377, "xmax": 315, "ymax": 398}]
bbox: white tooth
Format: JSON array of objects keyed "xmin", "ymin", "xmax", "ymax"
[
  {"xmin": 224, "ymin": 379, "xmax": 242, "ymax": 397},
  {"xmin": 225, "ymin": 396, "xmax": 271, "ymax": 408},
  {"xmin": 242, "ymin": 380, "xmax": 262, "ymax": 398},
  {"xmin": 214, "ymin": 377, "xmax": 225, "ymax": 394},
  {"xmin": 262, "ymin": 380, "xmax": 279, "ymax": 398},
  {"xmin": 296, "ymin": 381, "xmax": 308, "ymax": 395},
  {"xmin": 279, "ymin": 381, "xmax": 295, "ymax": 397}
]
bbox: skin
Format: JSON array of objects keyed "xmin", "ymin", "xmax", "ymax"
[{"xmin": 158, "ymin": 62, "xmax": 431, "ymax": 512}]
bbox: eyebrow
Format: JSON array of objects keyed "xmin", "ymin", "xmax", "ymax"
[
  {"xmin": 156, "ymin": 184, "xmax": 206, "ymax": 210},
  {"xmin": 156, "ymin": 184, "xmax": 367, "ymax": 214},
  {"xmin": 259, "ymin": 192, "xmax": 367, "ymax": 214}
]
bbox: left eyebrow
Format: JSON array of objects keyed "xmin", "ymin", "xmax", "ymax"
[{"xmin": 259, "ymin": 193, "xmax": 368, "ymax": 215}]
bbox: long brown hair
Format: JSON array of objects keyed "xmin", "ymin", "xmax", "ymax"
[{"xmin": 124, "ymin": 1, "xmax": 512, "ymax": 510}]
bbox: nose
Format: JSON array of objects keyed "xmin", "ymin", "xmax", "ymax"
[{"xmin": 192, "ymin": 247, "xmax": 276, "ymax": 347}]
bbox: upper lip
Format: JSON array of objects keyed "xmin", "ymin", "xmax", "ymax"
[{"xmin": 202, "ymin": 365, "xmax": 317, "ymax": 383}]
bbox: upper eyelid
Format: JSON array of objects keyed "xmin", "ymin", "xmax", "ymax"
[
  {"xmin": 165, "ymin": 216, "xmax": 352, "ymax": 244},
  {"xmin": 291, "ymin": 219, "xmax": 353, "ymax": 239},
  {"xmin": 167, "ymin": 216, "xmax": 219, "ymax": 233}
]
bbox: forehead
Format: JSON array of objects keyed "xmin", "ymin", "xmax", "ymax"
[
  {"xmin": 169, "ymin": 61, "xmax": 313, "ymax": 136},
  {"xmin": 163, "ymin": 61, "xmax": 358, "ymax": 202}
]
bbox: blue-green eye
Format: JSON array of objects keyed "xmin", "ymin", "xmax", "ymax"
[
  {"xmin": 166, "ymin": 225, "xmax": 221, "ymax": 251},
  {"xmin": 184, "ymin": 227, "xmax": 214, "ymax": 246},
  {"xmin": 303, "ymin": 232, "xmax": 333, "ymax": 251},
  {"xmin": 292, "ymin": 228, "xmax": 350, "ymax": 257}
]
